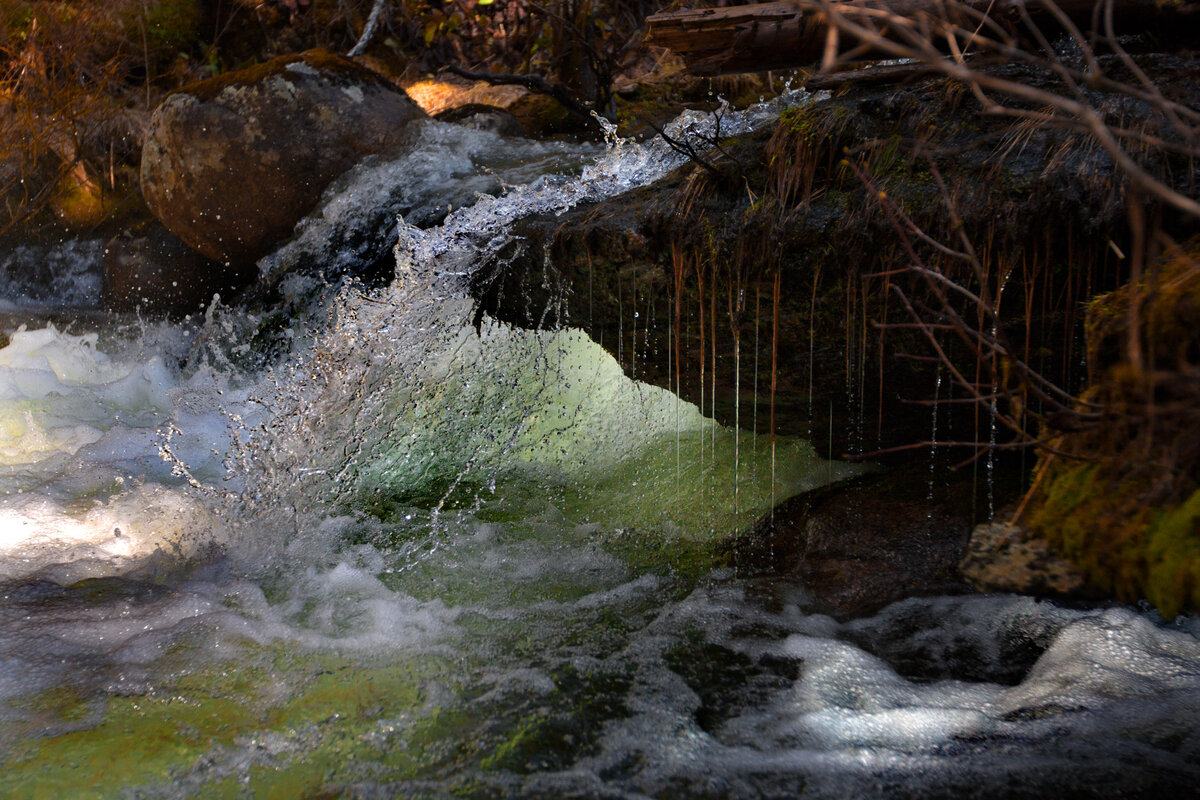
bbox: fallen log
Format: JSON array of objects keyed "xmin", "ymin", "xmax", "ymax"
[
  {"xmin": 646, "ymin": 0, "xmax": 1200, "ymax": 75},
  {"xmin": 647, "ymin": 1, "xmax": 832, "ymax": 74}
]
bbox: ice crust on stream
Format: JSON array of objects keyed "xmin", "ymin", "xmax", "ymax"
[{"xmin": 0, "ymin": 95, "xmax": 1197, "ymax": 797}]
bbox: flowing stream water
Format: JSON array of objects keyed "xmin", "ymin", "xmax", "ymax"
[{"xmin": 1, "ymin": 102, "xmax": 1199, "ymax": 799}]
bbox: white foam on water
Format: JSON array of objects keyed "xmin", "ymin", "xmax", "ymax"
[
  {"xmin": 0, "ymin": 486, "xmax": 222, "ymax": 584},
  {"xmin": 0, "ymin": 323, "xmax": 224, "ymax": 583},
  {"xmin": 522, "ymin": 589, "xmax": 1200, "ymax": 799},
  {"xmin": 393, "ymin": 94, "xmax": 812, "ymax": 286},
  {"xmin": 260, "ymin": 119, "xmax": 598, "ymax": 285},
  {"xmin": 998, "ymin": 605, "xmax": 1200, "ymax": 712},
  {"xmin": 0, "ymin": 101, "xmax": 838, "ymax": 785},
  {"xmin": 0, "ymin": 324, "xmax": 171, "ymax": 466}
]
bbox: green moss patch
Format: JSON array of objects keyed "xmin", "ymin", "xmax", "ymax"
[
  {"xmin": 1029, "ymin": 461, "xmax": 1200, "ymax": 619},
  {"xmin": 1027, "ymin": 240, "xmax": 1200, "ymax": 618},
  {"xmin": 172, "ymin": 48, "xmax": 396, "ymax": 103},
  {"xmin": 1, "ymin": 691, "xmax": 258, "ymax": 799}
]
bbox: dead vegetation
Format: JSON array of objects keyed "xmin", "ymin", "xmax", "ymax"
[{"xmin": 0, "ymin": 0, "xmax": 206, "ymax": 236}]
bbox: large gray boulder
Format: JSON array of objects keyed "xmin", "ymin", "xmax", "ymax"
[{"xmin": 140, "ymin": 49, "xmax": 426, "ymax": 267}]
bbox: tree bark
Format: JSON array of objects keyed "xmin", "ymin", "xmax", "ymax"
[{"xmin": 646, "ymin": 0, "xmax": 1200, "ymax": 75}]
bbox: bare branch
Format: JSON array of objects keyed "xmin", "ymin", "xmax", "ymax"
[
  {"xmin": 443, "ymin": 64, "xmax": 600, "ymax": 126},
  {"xmin": 347, "ymin": 0, "xmax": 390, "ymax": 58}
]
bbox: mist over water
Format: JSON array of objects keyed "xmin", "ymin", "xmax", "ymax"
[{"xmin": 0, "ymin": 98, "xmax": 1198, "ymax": 798}]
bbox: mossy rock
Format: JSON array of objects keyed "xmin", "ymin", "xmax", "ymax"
[
  {"xmin": 1028, "ymin": 240, "xmax": 1200, "ymax": 618},
  {"xmin": 169, "ymin": 47, "xmax": 399, "ymax": 103},
  {"xmin": 1028, "ymin": 461, "xmax": 1200, "ymax": 619}
]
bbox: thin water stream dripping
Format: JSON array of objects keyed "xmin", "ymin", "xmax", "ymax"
[
  {"xmin": 844, "ymin": 276, "xmax": 853, "ymax": 458},
  {"xmin": 828, "ymin": 399, "xmax": 835, "ymax": 484},
  {"xmin": 987, "ymin": 265, "xmax": 1013, "ymax": 520},
  {"xmin": 929, "ymin": 364, "xmax": 943, "ymax": 516},
  {"xmin": 771, "ymin": 269, "xmax": 780, "ymax": 518},
  {"xmin": 709, "ymin": 260, "xmax": 718, "ymax": 469},
  {"xmin": 672, "ymin": 243, "xmax": 685, "ymax": 523},
  {"xmin": 695, "ymin": 255, "xmax": 708, "ymax": 519},
  {"xmin": 617, "ymin": 274, "xmax": 624, "ymax": 371},
  {"xmin": 731, "ymin": 285, "xmax": 746, "ymax": 523},
  {"xmin": 987, "ymin": 337, "xmax": 998, "ymax": 520},
  {"xmin": 858, "ymin": 277, "xmax": 869, "ymax": 457},
  {"xmin": 808, "ymin": 264, "xmax": 821, "ymax": 440},
  {"xmin": 734, "ymin": 334, "xmax": 741, "ymax": 521},
  {"xmin": 631, "ymin": 292, "xmax": 638, "ymax": 379},
  {"xmin": 646, "ymin": 291, "xmax": 656, "ymax": 377},
  {"xmin": 671, "ymin": 311, "xmax": 680, "ymax": 521},
  {"xmin": 971, "ymin": 382, "xmax": 980, "ymax": 520},
  {"xmin": 695, "ymin": 258, "xmax": 706, "ymax": 419},
  {"xmin": 753, "ymin": 285, "xmax": 761, "ymax": 449}
]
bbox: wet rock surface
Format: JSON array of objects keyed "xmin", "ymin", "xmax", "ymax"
[
  {"xmin": 101, "ymin": 222, "xmax": 256, "ymax": 316},
  {"xmin": 140, "ymin": 48, "xmax": 426, "ymax": 267},
  {"xmin": 724, "ymin": 465, "xmax": 1006, "ymax": 618},
  {"xmin": 961, "ymin": 520, "xmax": 1087, "ymax": 598},
  {"xmin": 475, "ymin": 59, "xmax": 1200, "ymax": 468}
]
